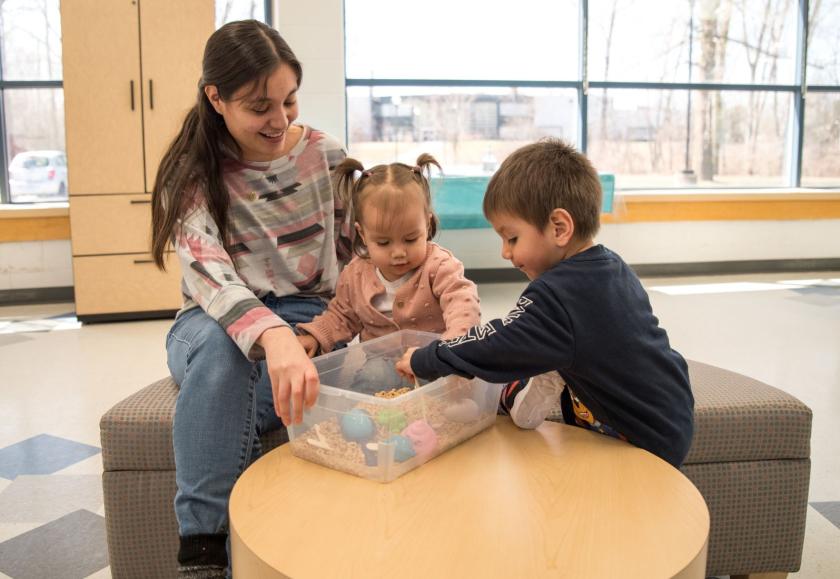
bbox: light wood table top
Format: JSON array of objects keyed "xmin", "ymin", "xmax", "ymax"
[{"xmin": 230, "ymin": 418, "xmax": 709, "ymax": 578}]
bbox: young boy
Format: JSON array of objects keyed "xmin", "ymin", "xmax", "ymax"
[{"xmin": 396, "ymin": 139, "xmax": 694, "ymax": 467}]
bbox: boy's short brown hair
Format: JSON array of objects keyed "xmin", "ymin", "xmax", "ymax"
[{"xmin": 483, "ymin": 139, "xmax": 602, "ymax": 240}]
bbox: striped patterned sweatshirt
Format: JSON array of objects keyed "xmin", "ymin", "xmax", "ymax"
[{"xmin": 173, "ymin": 126, "xmax": 351, "ymax": 360}]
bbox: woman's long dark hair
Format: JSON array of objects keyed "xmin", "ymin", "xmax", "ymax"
[{"xmin": 151, "ymin": 20, "xmax": 302, "ymax": 269}]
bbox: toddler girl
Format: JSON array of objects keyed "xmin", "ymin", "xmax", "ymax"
[{"xmin": 297, "ymin": 154, "xmax": 480, "ymax": 364}]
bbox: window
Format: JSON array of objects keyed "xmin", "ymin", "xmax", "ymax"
[
  {"xmin": 802, "ymin": 0, "xmax": 840, "ymax": 187},
  {"xmin": 806, "ymin": 0, "xmax": 840, "ymax": 85},
  {"xmin": 345, "ymin": 0, "xmax": 579, "ymax": 174},
  {"xmin": 348, "ymin": 86, "xmax": 579, "ymax": 174},
  {"xmin": 346, "ymin": 0, "xmax": 840, "ymax": 190},
  {"xmin": 0, "ymin": 0, "xmax": 65, "ymax": 204},
  {"xmin": 801, "ymin": 92, "xmax": 840, "ymax": 187},
  {"xmin": 0, "ymin": 0, "xmax": 273, "ymax": 204},
  {"xmin": 216, "ymin": 0, "xmax": 271, "ymax": 28},
  {"xmin": 345, "ymin": 0, "xmax": 578, "ymax": 81}
]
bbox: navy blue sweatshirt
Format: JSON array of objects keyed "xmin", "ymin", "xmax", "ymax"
[{"xmin": 411, "ymin": 245, "xmax": 694, "ymax": 467}]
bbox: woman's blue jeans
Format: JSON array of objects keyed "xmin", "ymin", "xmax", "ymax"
[{"xmin": 166, "ymin": 294, "xmax": 326, "ymax": 540}]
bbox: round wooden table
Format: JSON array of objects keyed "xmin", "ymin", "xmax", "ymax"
[{"xmin": 230, "ymin": 418, "xmax": 709, "ymax": 578}]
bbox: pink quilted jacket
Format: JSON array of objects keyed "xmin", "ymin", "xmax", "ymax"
[{"xmin": 297, "ymin": 242, "xmax": 481, "ymax": 353}]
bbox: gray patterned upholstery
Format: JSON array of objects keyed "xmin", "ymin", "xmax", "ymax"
[
  {"xmin": 100, "ymin": 361, "xmax": 811, "ymax": 578},
  {"xmin": 100, "ymin": 377, "xmax": 286, "ymax": 579},
  {"xmin": 680, "ymin": 361, "xmax": 812, "ymax": 576},
  {"xmin": 682, "ymin": 460, "xmax": 810, "ymax": 576},
  {"xmin": 684, "ymin": 360, "xmax": 811, "ymax": 464}
]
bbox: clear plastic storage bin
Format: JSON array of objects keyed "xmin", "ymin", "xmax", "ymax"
[{"xmin": 288, "ymin": 330, "xmax": 503, "ymax": 482}]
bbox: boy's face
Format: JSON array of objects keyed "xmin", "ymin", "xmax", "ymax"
[{"xmin": 488, "ymin": 212, "xmax": 565, "ymax": 280}]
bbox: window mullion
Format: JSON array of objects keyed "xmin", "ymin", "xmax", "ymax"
[
  {"xmin": 0, "ymin": 16, "xmax": 7, "ymax": 205},
  {"xmin": 579, "ymin": 0, "xmax": 589, "ymax": 153},
  {"xmin": 788, "ymin": 0, "xmax": 809, "ymax": 187}
]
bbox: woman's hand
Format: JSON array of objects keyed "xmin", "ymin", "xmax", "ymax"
[
  {"xmin": 395, "ymin": 347, "xmax": 418, "ymax": 381},
  {"xmin": 297, "ymin": 334, "xmax": 320, "ymax": 358},
  {"xmin": 258, "ymin": 326, "xmax": 320, "ymax": 426}
]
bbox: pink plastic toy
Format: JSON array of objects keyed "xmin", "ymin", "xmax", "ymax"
[{"xmin": 401, "ymin": 420, "xmax": 438, "ymax": 460}]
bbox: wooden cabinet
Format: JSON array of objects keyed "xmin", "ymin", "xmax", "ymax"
[{"xmin": 61, "ymin": 0, "xmax": 212, "ymax": 321}]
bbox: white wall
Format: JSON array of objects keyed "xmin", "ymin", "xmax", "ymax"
[
  {"xmin": 0, "ymin": 240, "xmax": 73, "ymax": 290},
  {"xmin": 439, "ymin": 220, "xmax": 840, "ymax": 269},
  {"xmin": 274, "ymin": 0, "xmax": 346, "ymax": 146}
]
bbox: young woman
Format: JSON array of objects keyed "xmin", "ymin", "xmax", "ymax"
[{"xmin": 150, "ymin": 20, "xmax": 351, "ymax": 578}]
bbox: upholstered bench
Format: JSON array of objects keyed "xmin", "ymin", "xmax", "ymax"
[
  {"xmin": 100, "ymin": 361, "xmax": 811, "ymax": 578},
  {"xmin": 679, "ymin": 361, "xmax": 811, "ymax": 578}
]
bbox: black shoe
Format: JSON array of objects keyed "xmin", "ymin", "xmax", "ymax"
[{"xmin": 498, "ymin": 378, "xmax": 529, "ymax": 416}]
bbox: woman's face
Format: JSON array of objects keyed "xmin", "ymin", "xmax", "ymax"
[{"xmin": 204, "ymin": 63, "xmax": 300, "ymax": 162}]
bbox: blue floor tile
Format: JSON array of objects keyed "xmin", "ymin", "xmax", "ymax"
[{"xmin": 0, "ymin": 435, "xmax": 100, "ymax": 480}]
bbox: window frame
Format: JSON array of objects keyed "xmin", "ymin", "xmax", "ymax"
[
  {"xmin": 0, "ymin": 4, "xmax": 65, "ymax": 205},
  {"xmin": 0, "ymin": 0, "xmax": 273, "ymax": 205},
  {"xmin": 345, "ymin": 0, "xmax": 839, "ymax": 191}
]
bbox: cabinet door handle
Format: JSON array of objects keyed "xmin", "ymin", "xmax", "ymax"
[
  {"xmin": 130, "ymin": 80, "xmax": 135, "ymax": 111},
  {"xmin": 130, "ymin": 199, "xmax": 151, "ymax": 204},
  {"xmin": 133, "ymin": 259, "xmax": 155, "ymax": 264},
  {"xmin": 149, "ymin": 79, "xmax": 154, "ymax": 110}
]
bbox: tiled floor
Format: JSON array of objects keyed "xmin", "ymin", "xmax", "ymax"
[{"xmin": 0, "ymin": 272, "xmax": 838, "ymax": 578}]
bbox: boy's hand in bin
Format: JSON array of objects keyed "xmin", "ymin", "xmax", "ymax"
[
  {"xmin": 297, "ymin": 333, "xmax": 319, "ymax": 358},
  {"xmin": 395, "ymin": 347, "xmax": 418, "ymax": 380}
]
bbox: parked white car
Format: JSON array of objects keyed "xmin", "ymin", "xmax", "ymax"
[{"xmin": 9, "ymin": 150, "xmax": 68, "ymax": 201}]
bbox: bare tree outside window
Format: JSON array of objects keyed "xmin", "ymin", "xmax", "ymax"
[
  {"xmin": 807, "ymin": 0, "xmax": 840, "ymax": 84},
  {"xmin": 590, "ymin": 0, "xmax": 797, "ymax": 187}
]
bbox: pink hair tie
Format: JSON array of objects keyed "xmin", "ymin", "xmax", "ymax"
[
  {"xmin": 362, "ymin": 170, "xmax": 371, "ymax": 177},
  {"xmin": 412, "ymin": 165, "xmax": 421, "ymax": 174}
]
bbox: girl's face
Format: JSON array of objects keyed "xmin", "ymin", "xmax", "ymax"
[
  {"xmin": 356, "ymin": 189, "xmax": 431, "ymax": 282},
  {"xmin": 204, "ymin": 63, "xmax": 300, "ymax": 162}
]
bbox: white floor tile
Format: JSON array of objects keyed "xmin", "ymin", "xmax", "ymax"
[
  {"xmin": 56, "ymin": 453, "xmax": 104, "ymax": 476},
  {"xmin": 0, "ymin": 522, "xmax": 41, "ymax": 544},
  {"xmin": 795, "ymin": 506, "xmax": 840, "ymax": 578},
  {"xmin": 0, "ymin": 272, "xmax": 838, "ymax": 575}
]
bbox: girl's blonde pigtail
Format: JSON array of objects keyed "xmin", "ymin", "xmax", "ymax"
[
  {"xmin": 412, "ymin": 153, "xmax": 441, "ymax": 241},
  {"xmin": 414, "ymin": 153, "xmax": 442, "ymax": 183}
]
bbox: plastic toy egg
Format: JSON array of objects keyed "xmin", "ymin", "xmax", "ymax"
[
  {"xmin": 401, "ymin": 420, "xmax": 438, "ymax": 459},
  {"xmin": 340, "ymin": 409, "xmax": 376, "ymax": 442},
  {"xmin": 351, "ymin": 357, "xmax": 409, "ymax": 395},
  {"xmin": 443, "ymin": 398, "xmax": 481, "ymax": 423},
  {"xmin": 376, "ymin": 408, "xmax": 408, "ymax": 433},
  {"xmin": 384, "ymin": 435, "xmax": 416, "ymax": 463}
]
